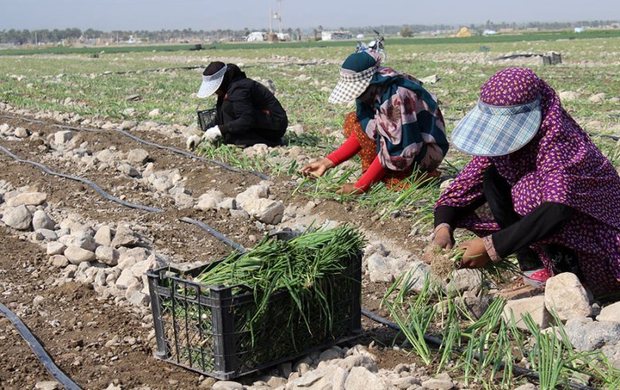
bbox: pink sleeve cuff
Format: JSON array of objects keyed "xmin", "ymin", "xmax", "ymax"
[{"xmin": 483, "ymin": 235, "xmax": 502, "ymax": 263}]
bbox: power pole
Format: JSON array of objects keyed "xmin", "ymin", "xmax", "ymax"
[{"xmin": 276, "ymin": 0, "xmax": 283, "ymax": 34}]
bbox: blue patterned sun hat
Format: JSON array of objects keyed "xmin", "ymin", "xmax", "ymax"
[
  {"xmin": 451, "ymin": 67, "xmax": 543, "ymax": 156},
  {"xmin": 451, "ymin": 98, "xmax": 541, "ymax": 156},
  {"xmin": 328, "ymin": 51, "xmax": 378, "ymax": 104}
]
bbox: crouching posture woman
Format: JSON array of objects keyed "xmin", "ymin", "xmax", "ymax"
[
  {"xmin": 433, "ymin": 67, "xmax": 620, "ymax": 298},
  {"xmin": 191, "ymin": 61, "xmax": 288, "ymax": 148},
  {"xmin": 301, "ymin": 50, "xmax": 448, "ymax": 194}
]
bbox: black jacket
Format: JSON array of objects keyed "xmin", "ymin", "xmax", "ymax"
[{"xmin": 216, "ymin": 65, "xmax": 288, "ymax": 147}]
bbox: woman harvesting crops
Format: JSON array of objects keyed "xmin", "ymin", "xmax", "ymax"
[
  {"xmin": 433, "ymin": 67, "xmax": 620, "ymax": 298},
  {"xmin": 301, "ymin": 50, "xmax": 449, "ymax": 194},
  {"xmin": 188, "ymin": 61, "xmax": 288, "ymax": 148}
]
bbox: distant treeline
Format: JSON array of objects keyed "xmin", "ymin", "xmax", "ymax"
[
  {"xmin": 0, "ymin": 20, "xmax": 618, "ymax": 45},
  {"xmin": 0, "ymin": 28, "xmax": 219, "ymax": 45},
  {"xmin": 3, "ymin": 30, "xmax": 620, "ymax": 57}
]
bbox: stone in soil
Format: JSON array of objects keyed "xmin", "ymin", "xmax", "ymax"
[
  {"xmin": 544, "ymin": 272, "xmax": 592, "ymax": 320},
  {"xmin": 2, "ymin": 205, "xmax": 32, "ymax": 230},
  {"xmin": 64, "ymin": 246, "xmax": 96, "ymax": 264},
  {"xmin": 6, "ymin": 192, "xmax": 47, "ymax": 207},
  {"xmin": 502, "ymin": 295, "xmax": 550, "ymax": 330},
  {"xmin": 597, "ymin": 301, "xmax": 620, "ymax": 322},
  {"xmin": 32, "ymin": 209, "xmax": 56, "ymax": 230}
]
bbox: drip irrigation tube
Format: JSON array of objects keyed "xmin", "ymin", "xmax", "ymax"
[
  {"xmin": 179, "ymin": 217, "xmax": 246, "ymax": 253},
  {"xmin": 0, "ymin": 302, "xmax": 81, "ymax": 390},
  {"xmin": 0, "ymin": 142, "xmax": 250, "ymax": 253},
  {"xmin": 0, "ymin": 144, "xmax": 163, "ymax": 213},
  {"xmin": 0, "ymin": 113, "xmax": 270, "ymax": 180},
  {"xmin": 361, "ymin": 308, "xmax": 444, "ymax": 346},
  {"xmin": 113, "ymin": 128, "xmax": 269, "ymax": 180},
  {"xmin": 100, "ymin": 65, "xmax": 204, "ymax": 76}
]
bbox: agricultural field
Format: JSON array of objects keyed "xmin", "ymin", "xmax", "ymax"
[{"xmin": 0, "ymin": 32, "xmax": 619, "ymax": 389}]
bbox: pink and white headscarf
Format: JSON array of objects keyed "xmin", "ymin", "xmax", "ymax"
[{"xmin": 437, "ymin": 67, "xmax": 620, "ymax": 296}]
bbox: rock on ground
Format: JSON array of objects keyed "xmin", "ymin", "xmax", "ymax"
[
  {"xmin": 502, "ymin": 295, "xmax": 550, "ymax": 330},
  {"xmin": 344, "ymin": 366, "xmax": 387, "ymax": 390},
  {"xmin": 421, "ymin": 372, "xmax": 455, "ymax": 390},
  {"xmin": 597, "ymin": 301, "xmax": 620, "ymax": 322},
  {"xmin": 6, "ymin": 191, "xmax": 47, "ymax": 207},
  {"xmin": 544, "ymin": 272, "xmax": 592, "ymax": 320},
  {"xmin": 2, "ymin": 205, "xmax": 32, "ymax": 230},
  {"xmin": 32, "ymin": 210, "xmax": 55, "ymax": 230},
  {"xmin": 64, "ymin": 246, "xmax": 96, "ymax": 264},
  {"xmin": 211, "ymin": 381, "xmax": 244, "ymax": 390},
  {"xmin": 564, "ymin": 317, "xmax": 620, "ymax": 351}
]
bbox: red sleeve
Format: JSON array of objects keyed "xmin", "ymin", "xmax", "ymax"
[
  {"xmin": 326, "ymin": 133, "xmax": 362, "ymax": 166},
  {"xmin": 354, "ymin": 155, "xmax": 386, "ymax": 192}
]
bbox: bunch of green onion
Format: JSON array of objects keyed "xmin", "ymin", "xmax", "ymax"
[{"xmin": 195, "ymin": 225, "xmax": 365, "ymax": 340}]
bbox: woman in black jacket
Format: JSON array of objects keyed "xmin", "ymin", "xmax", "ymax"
[{"xmin": 194, "ymin": 61, "xmax": 288, "ymax": 147}]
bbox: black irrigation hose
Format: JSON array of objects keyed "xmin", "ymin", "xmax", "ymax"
[
  {"xmin": 0, "ymin": 113, "xmax": 270, "ymax": 180},
  {"xmin": 113, "ymin": 128, "xmax": 270, "ymax": 180},
  {"xmin": 106, "ymin": 62, "xmax": 325, "ymax": 75},
  {"xmin": 178, "ymin": 217, "xmax": 246, "ymax": 253},
  {"xmin": 0, "ymin": 144, "xmax": 249, "ymax": 253},
  {"xmin": 100, "ymin": 65, "xmax": 204, "ymax": 76},
  {"xmin": 0, "ymin": 144, "xmax": 163, "ymax": 213},
  {"xmin": 0, "ymin": 302, "xmax": 81, "ymax": 390},
  {"xmin": 361, "ymin": 308, "xmax": 444, "ymax": 346},
  {"xmin": 53, "ymin": 62, "xmax": 322, "ymax": 78}
]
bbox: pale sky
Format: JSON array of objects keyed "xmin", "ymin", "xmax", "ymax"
[{"xmin": 1, "ymin": 0, "xmax": 619, "ymax": 31}]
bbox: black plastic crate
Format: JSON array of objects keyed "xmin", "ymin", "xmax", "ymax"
[
  {"xmin": 147, "ymin": 253, "xmax": 361, "ymax": 380},
  {"xmin": 197, "ymin": 108, "xmax": 217, "ymax": 132}
]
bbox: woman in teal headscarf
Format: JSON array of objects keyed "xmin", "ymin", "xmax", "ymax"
[{"xmin": 301, "ymin": 50, "xmax": 449, "ymax": 194}]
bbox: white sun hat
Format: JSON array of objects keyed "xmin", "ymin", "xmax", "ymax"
[{"xmin": 197, "ymin": 64, "xmax": 227, "ymax": 98}]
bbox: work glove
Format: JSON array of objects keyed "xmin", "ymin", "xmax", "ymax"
[
  {"xmin": 203, "ymin": 125, "xmax": 222, "ymax": 142},
  {"xmin": 186, "ymin": 126, "xmax": 222, "ymax": 150},
  {"xmin": 186, "ymin": 134, "xmax": 201, "ymax": 150}
]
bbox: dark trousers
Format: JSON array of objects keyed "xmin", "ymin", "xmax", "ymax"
[{"xmin": 482, "ymin": 166, "xmax": 578, "ymax": 274}]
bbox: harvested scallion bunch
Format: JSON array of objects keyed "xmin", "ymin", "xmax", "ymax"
[
  {"xmin": 426, "ymin": 243, "xmax": 520, "ymax": 283},
  {"xmin": 195, "ymin": 225, "xmax": 365, "ymax": 344}
]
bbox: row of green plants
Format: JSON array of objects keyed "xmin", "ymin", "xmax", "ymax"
[
  {"xmin": 2, "ymin": 37, "xmax": 619, "ymax": 133},
  {"xmin": 382, "ymin": 272, "xmax": 620, "ymax": 389},
  {"xmin": 196, "ymin": 137, "xmax": 456, "ymax": 230},
  {"xmin": 196, "ymin": 131, "xmax": 619, "ymax": 232},
  {"xmin": 1, "ymin": 35, "xmax": 619, "ymax": 233}
]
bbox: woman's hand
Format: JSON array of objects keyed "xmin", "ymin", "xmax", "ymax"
[
  {"xmin": 300, "ymin": 158, "xmax": 335, "ymax": 178},
  {"xmin": 433, "ymin": 225, "xmax": 454, "ymax": 250},
  {"xmin": 203, "ymin": 125, "xmax": 222, "ymax": 142},
  {"xmin": 458, "ymin": 238, "xmax": 491, "ymax": 269},
  {"xmin": 336, "ymin": 183, "xmax": 362, "ymax": 195}
]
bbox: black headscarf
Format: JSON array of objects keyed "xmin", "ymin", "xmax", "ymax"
[
  {"xmin": 203, "ymin": 61, "xmax": 246, "ymax": 96},
  {"xmin": 219, "ymin": 63, "xmax": 246, "ymax": 94}
]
